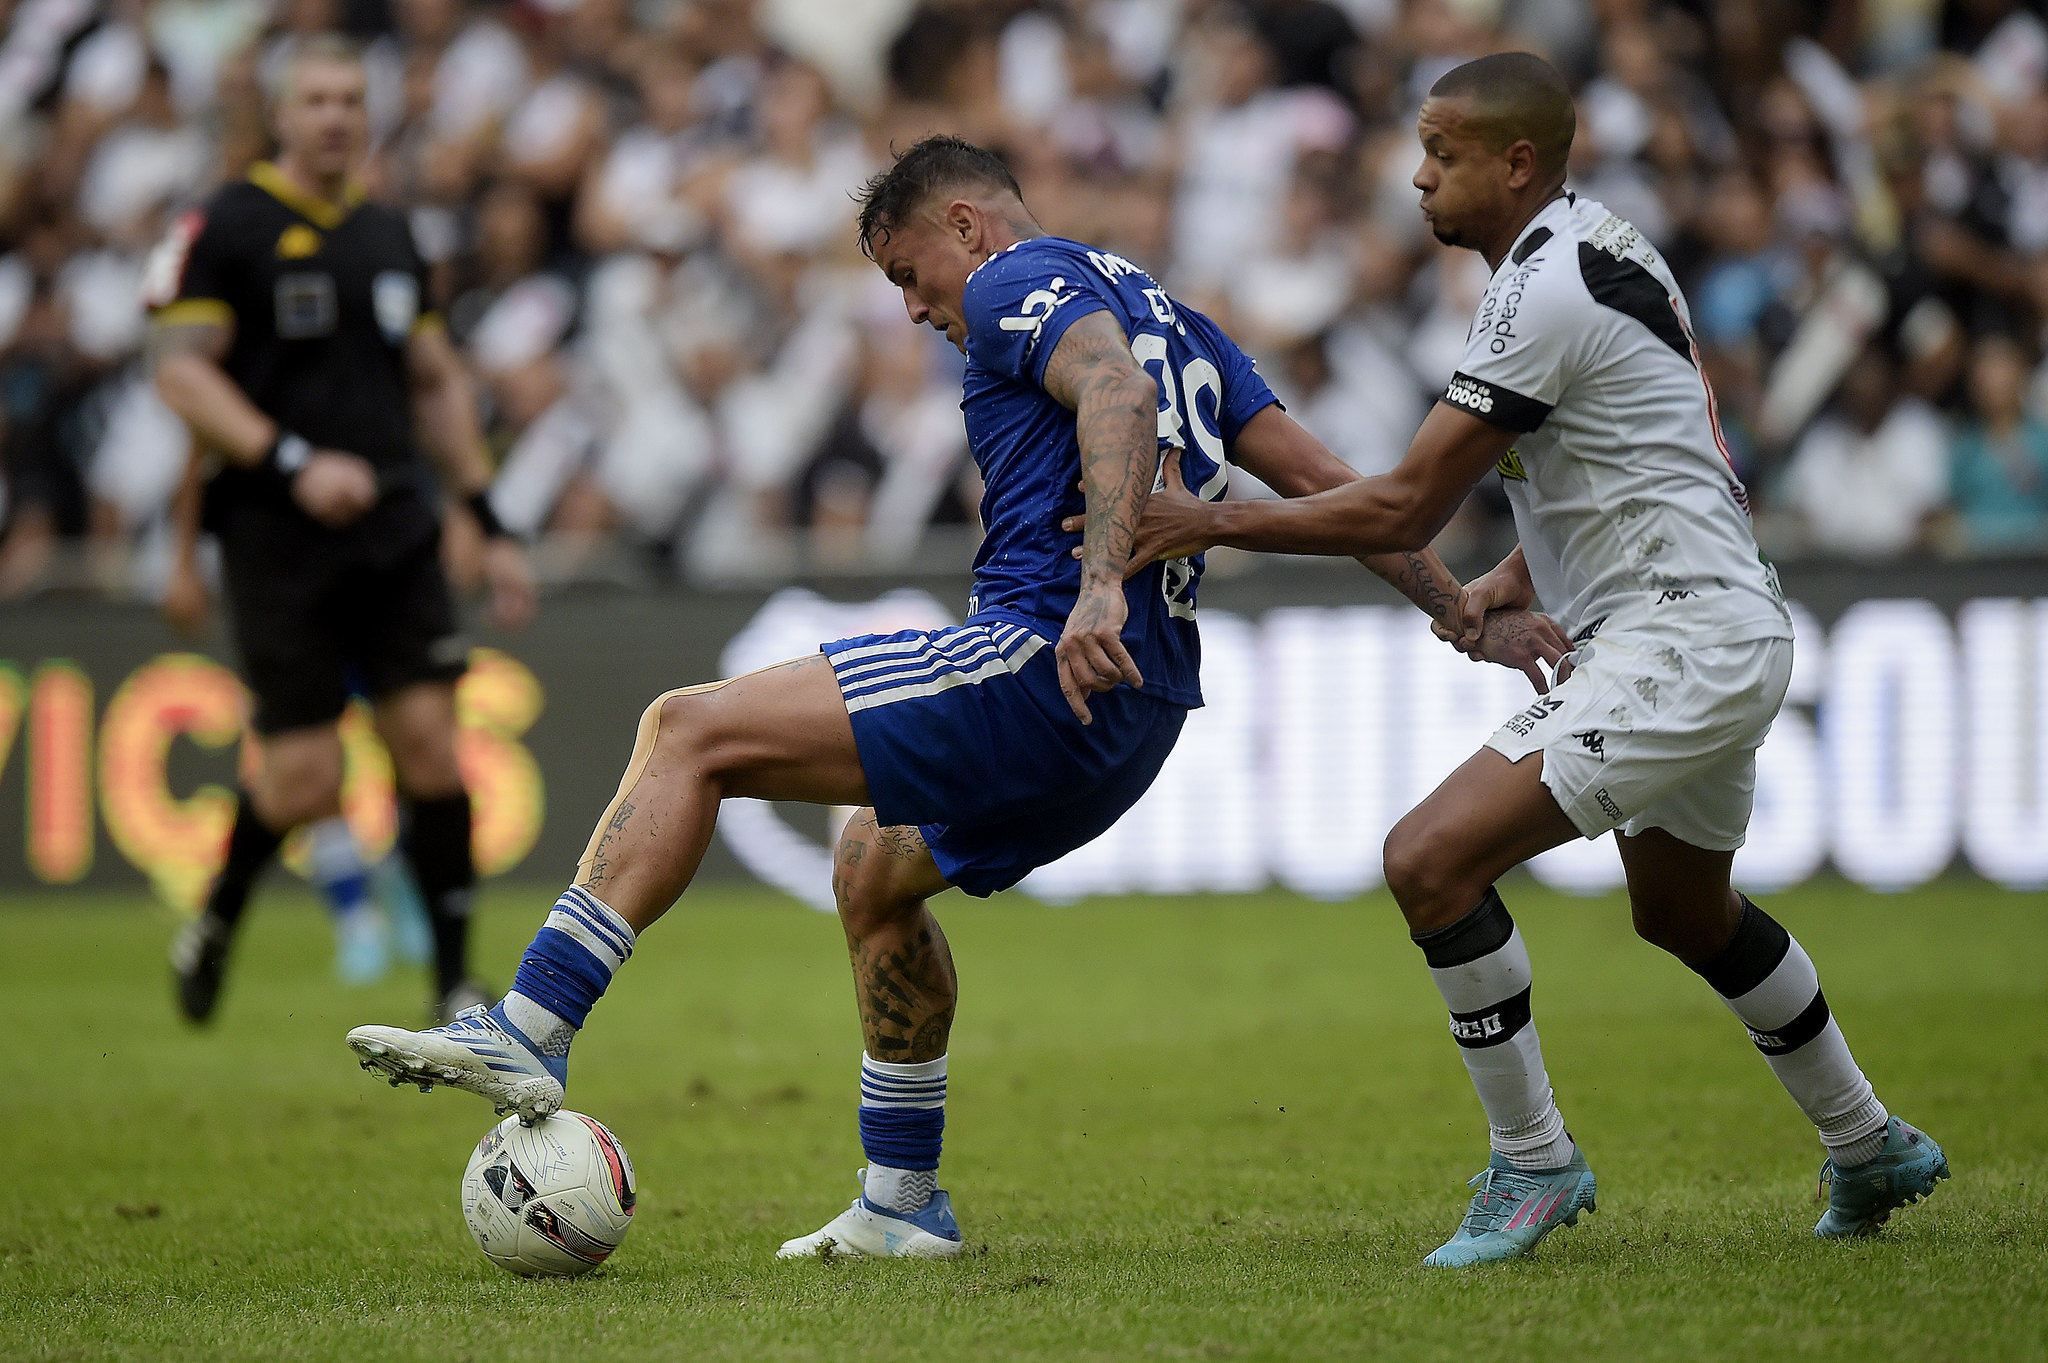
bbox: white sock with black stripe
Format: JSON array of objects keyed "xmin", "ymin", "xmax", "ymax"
[
  {"xmin": 1694, "ymin": 897, "xmax": 1888, "ymax": 1166},
  {"xmin": 1413, "ymin": 888, "xmax": 1576, "ymax": 1171}
]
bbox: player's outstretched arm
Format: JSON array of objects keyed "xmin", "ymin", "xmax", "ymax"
[
  {"xmin": 1224, "ymin": 405, "xmax": 1468, "ymax": 627},
  {"xmin": 1128, "ymin": 402, "xmax": 1517, "ymax": 562},
  {"xmin": 408, "ymin": 321, "xmax": 537, "ymax": 630},
  {"xmin": 1040, "ymin": 309, "xmax": 1159, "ymax": 724},
  {"xmin": 1226, "ymin": 406, "xmax": 1571, "ymax": 693}
]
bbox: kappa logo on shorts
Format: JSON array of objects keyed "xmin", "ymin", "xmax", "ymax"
[
  {"xmin": 1656, "ymin": 588, "xmax": 1697, "ymax": 603},
  {"xmin": 1594, "ymin": 788, "xmax": 1623, "ymax": 821},
  {"xmin": 1572, "ymin": 729, "xmax": 1606, "ymax": 759},
  {"xmin": 1504, "ymin": 696, "xmax": 1564, "ymax": 738}
]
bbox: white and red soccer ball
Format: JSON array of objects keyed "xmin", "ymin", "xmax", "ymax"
[{"xmin": 461, "ymin": 1111, "xmax": 637, "ymax": 1276}]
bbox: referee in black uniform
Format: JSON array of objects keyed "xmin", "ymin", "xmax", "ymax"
[{"xmin": 150, "ymin": 34, "xmax": 536, "ymax": 1024}]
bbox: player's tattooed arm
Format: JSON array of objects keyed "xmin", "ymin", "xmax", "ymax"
[
  {"xmin": 1130, "ymin": 401, "xmax": 1518, "ymax": 560},
  {"xmin": 1215, "ymin": 405, "xmax": 1468, "ymax": 625},
  {"xmin": 1367, "ymin": 550, "xmax": 1464, "ymax": 627},
  {"xmin": 1040, "ymin": 309, "xmax": 1158, "ymax": 723}
]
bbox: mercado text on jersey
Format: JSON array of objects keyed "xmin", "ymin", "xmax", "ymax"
[
  {"xmin": 144, "ymin": 162, "xmax": 440, "ymax": 538},
  {"xmin": 959, "ymin": 236, "xmax": 1280, "ymax": 709},
  {"xmin": 1439, "ymin": 195, "xmax": 1793, "ymax": 648}
]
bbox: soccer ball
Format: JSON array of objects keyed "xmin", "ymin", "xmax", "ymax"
[{"xmin": 461, "ymin": 1111, "xmax": 637, "ymax": 1276}]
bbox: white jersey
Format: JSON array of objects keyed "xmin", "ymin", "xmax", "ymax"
[{"xmin": 1440, "ymin": 195, "xmax": 1792, "ymax": 645}]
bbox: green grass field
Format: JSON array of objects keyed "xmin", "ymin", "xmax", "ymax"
[{"xmin": 3, "ymin": 878, "xmax": 2043, "ymax": 1361}]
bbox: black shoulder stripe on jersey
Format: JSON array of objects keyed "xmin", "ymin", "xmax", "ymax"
[
  {"xmin": 1577, "ymin": 242, "xmax": 1693, "ymax": 365},
  {"xmin": 1443, "ymin": 370, "xmax": 1551, "ymax": 433},
  {"xmin": 1511, "ymin": 226, "xmax": 1552, "ymax": 265}
]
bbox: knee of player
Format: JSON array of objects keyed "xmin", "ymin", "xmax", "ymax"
[
  {"xmin": 1622, "ymin": 898, "xmax": 1664, "ymax": 948},
  {"xmin": 264, "ymin": 761, "xmax": 343, "ymax": 826},
  {"xmin": 1381, "ymin": 817, "xmax": 1460, "ymax": 912},
  {"xmin": 832, "ymin": 831, "xmax": 922, "ymax": 934},
  {"xmin": 651, "ymin": 689, "xmax": 732, "ymax": 764},
  {"xmin": 387, "ymin": 733, "xmax": 463, "ymax": 799}
]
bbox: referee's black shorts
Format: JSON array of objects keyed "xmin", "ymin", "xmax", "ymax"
[{"xmin": 220, "ymin": 524, "xmax": 468, "ymax": 735}]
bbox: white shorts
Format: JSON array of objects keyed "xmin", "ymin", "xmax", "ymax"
[{"xmin": 1484, "ymin": 629, "xmax": 1794, "ymax": 852}]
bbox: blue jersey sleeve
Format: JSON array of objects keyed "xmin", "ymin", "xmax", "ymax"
[
  {"xmin": 1218, "ymin": 343, "xmax": 1279, "ymax": 446},
  {"xmin": 962, "ymin": 242, "xmax": 1114, "ymax": 390}
]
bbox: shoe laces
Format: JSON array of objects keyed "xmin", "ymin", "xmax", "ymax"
[
  {"xmin": 438, "ymin": 1004, "xmax": 501, "ymax": 1039},
  {"xmin": 1458, "ymin": 1165, "xmax": 1549, "ymax": 1235}
]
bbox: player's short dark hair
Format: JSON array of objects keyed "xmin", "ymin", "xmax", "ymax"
[
  {"xmin": 1428, "ymin": 52, "xmax": 1576, "ymax": 183},
  {"xmin": 854, "ymin": 135, "xmax": 1024, "ymax": 258}
]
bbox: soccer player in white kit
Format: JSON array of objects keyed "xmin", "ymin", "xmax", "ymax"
[{"xmin": 1121, "ymin": 52, "xmax": 1948, "ymax": 1265}]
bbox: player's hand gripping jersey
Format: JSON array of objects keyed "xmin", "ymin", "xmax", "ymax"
[
  {"xmin": 958, "ymin": 237, "xmax": 1279, "ymax": 708},
  {"xmin": 1440, "ymin": 195, "xmax": 1792, "ymax": 647}
]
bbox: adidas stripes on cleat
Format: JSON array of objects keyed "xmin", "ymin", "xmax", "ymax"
[
  {"xmin": 1423, "ymin": 1148, "xmax": 1597, "ymax": 1267},
  {"xmin": 346, "ymin": 1004, "xmax": 565, "ymax": 1124},
  {"xmin": 1815, "ymin": 1116, "xmax": 1949, "ymax": 1238},
  {"xmin": 776, "ymin": 1171, "xmax": 964, "ymax": 1260}
]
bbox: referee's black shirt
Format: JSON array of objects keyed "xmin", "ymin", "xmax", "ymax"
[{"xmin": 148, "ymin": 161, "xmax": 441, "ymax": 563}]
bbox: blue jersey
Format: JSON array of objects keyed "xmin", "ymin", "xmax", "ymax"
[{"xmin": 959, "ymin": 236, "xmax": 1278, "ymax": 708}]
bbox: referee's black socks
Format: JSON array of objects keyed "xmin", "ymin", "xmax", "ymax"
[
  {"xmin": 403, "ymin": 791, "xmax": 477, "ymax": 999},
  {"xmin": 204, "ymin": 789, "xmax": 286, "ymax": 929}
]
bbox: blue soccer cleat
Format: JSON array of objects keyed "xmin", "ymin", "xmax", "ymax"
[
  {"xmin": 1814, "ymin": 1116, "xmax": 1949, "ymax": 1238},
  {"xmin": 346, "ymin": 1003, "xmax": 565, "ymax": 1124},
  {"xmin": 1423, "ymin": 1148, "xmax": 1597, "ymax": 1267},
  {"xmin": 776, "ymin": 1171, "xmax": 965, "ymax": 1260}
]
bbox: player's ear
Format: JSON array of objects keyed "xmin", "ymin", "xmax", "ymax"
[
  {"xmin": 945, "ymin": 199, "xmax": 978, "ymax": 247},
  {"xmin": 1505, "ymin": 138, "xmax": 1538, "ymax": 190}
]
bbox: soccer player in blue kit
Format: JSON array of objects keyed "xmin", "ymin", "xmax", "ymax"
[{"xmin": 346, "ymin": 136, "xmax": 1568, "ymax": 1258}]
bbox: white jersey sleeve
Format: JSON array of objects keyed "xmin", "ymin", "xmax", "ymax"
[
  {"xmin": 1439, "ymin": 238, "xmax": 1596, "ymax": 434},
  {"xmin": 1439, "ymin": 197, "xmax": 1792, "ymax": 646}
]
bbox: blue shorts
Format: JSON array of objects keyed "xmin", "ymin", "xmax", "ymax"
[{"xmin": 821, "ymin": 614, "xmax": 1187, "ymax": 897}]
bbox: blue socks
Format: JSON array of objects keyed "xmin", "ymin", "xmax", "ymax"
[
  {"xmin": 859, "ymin": 1054, "xmax": 947, "ymax": 1213},
  {"xmin": 307, "ymin": 817, "xmax": 385, "ymax": 987},
  {"xmin": 496, "ymin": 887, "xmax": 638, "ymax": 1081},
  {"xmin": 307, "ymin": 816, "xmax": 373, "ymax": 918}
]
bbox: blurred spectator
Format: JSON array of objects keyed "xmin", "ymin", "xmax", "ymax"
[
  {"xmin": 1779, "ymin": 345, "xmax": 1949, "ymax": 557},
  {"xmin": 1951, "ymin": 332, "xmax": 2048, "ymax": 551},
  {"xmin": 1170, "ymin": 13, "xmax": 1351, "ymax": 293}
]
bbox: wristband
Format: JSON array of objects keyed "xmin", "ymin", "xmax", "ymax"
[
  {"xmin": 267, "ymin": 430, "xmax": 313, "ymax": 476},
  {"xmin": 467, "ymin": 489, "xmax": 511, "ymax": 540}
]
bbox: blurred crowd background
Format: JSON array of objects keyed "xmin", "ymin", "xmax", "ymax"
[{"xmin": 4, "ymin": 0, "xmax": 2048, "ymax": 604}]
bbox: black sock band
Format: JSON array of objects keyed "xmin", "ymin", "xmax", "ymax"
[
  {"xmin": 205, "ymin": 790, "xmax": 284, "ymax": 928},
  {"xmin": 403, "ymin": 792, "xmax": 476, "ymax": 997},
  {"xmin": 1450, "ymin": 985, "xmax": 1534, "ymax": 1048},
  {"xmin": 1694, "ymin": 895, "xmax": 1792, "ymax": 999},
  {"xmin": 1411, "ymin": 886, "xmax": 1515, "ymax": 969}
]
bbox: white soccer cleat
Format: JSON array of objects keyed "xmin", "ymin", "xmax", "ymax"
[
  {"xmin": 346, "ymin": 1004, "xmax": 565, "ymax": 1124},
  {"xmin": 776, "ymin": 1172, "xmax": 964, "ymax": 1260}
]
